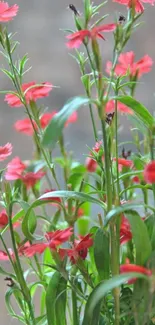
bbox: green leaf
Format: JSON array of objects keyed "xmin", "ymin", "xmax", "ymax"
[
  {"xmin": 82, "ymin": 273, "xmax": 149, "ymax": 325},
  {"xmin": 114, "ymin": 96, "xmax": 154, "ymax": 128},
  {"xmin": 42, "ymin": 97, "xmax": 91, "ymax": 149},
  {"xmin": 39, "ymin": 191, "xmax": 106, "ymax": 209},
  {"xmin": 106, "ymin": 207, "xmax": 152, "ymax": 265},
  {"xmin": 55, "ymin": 277, "xmax": 67, "ymax": 325},
  {"xmin": 94, "ymin": 228, "xmax": 110, "ymax": 280},
  {"xmin": 46, "ymin": 271, "xmax": 61, "ymax": 325},
  {"xmin": 19, "ymin": 201, "xmax": 37, "ymax": 241}
]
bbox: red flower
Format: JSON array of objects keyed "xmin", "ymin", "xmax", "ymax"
[
  {"xmin": 120, "ymin": 263, "xmax": 152, "ymax": 283},
  {"xmin": 59, "ymin": 234, "xmax": 93, "ymax": 264},
  {"xmin": 85, "ymin": 156, "xmax": 97, "ymax": 172},
  {"xmin": 106, "ymin": 52, "xmax": 153, "ymax": 78},
  {"xmin": 120, "ymin": 216, "xmax": 132, "ymax": 245},
  {"xmin": 5, "ymin": 157, "xmax": 45, "ymax": 188},
  {"xmin": 113, "ymin": 0, "xmax": 155, "ymax": 12},
  {"xmin": 0, "ymin": 248, "xmax": 14, "ymax": 261},
  {"xmin": 144, "ymin": 161, "xmax": 155, "ymax": 184},
  {"xmin": 5, "ymin": 82, "xmax": 53, "ymax": 107},
  {"xmin": 66, "ymin": 23, "xmax": 116, "ymax": 48},
  {"xmin": 24, "ymin": 228, "xmax": 73, "ymax": 257},
  {"xmin": 0, "ymin": 143, "xmax": 12, "ymax": 161},
  {"xmin": 86, "ymin": 141, "xmax": 103, "ymax": 172},
  {"xmin": 0, "ymin": 2, "xmax": 18, "ymax": 22},
  {"xmin": 113, "ymin": 158, "xmax": 133, "ymax": 168},
  {"xmin": 132, "ymin": 176, "xmax": 140, "ymax": 183},
  {"xmin": 14, "ymin": 118, "xmax": 37, "ymax": 136},
  {"xmin": 40, "ymin": 111, "xmax": 57, "ymax": 129},
  {"xmin": 5, "ymin": 157, "xmax": 26, "ymax": 180},
  {"xmin": 65, "ymin": 111, "xmax": 78, "ymax": 126},
  {"xmin": 105, "ymin": 100, "xmax": 133, "ymax": 115},
  {"xmin": 0, "ymin": 210, "xmax": 8, "ymax": 228},
  {"xmin": 21, "ymin": 171, "xmax": 45, "ymax": 189}
]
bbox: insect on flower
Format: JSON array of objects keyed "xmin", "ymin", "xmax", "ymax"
[
  {"xmin": 118, "ymin": 15, "xmax": 126, "ymax": 23},
  {"xmin": 105, "ymin": 112, "xmax": 115, "ymax": 125},
  {"xmin": 69, "ymin": 4, "xmax": 80, "ymax": 16}
]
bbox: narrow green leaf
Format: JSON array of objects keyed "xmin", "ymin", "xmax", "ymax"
[
  {"xmin": 39, "ymin": 191, "xmax": 106, "ymax": 209},
  {"xmin": 55, "ymin": 277, "xmax": 67, "ymax": 325},
  {"xmin": 114, "ymin": 96, "xmax": 154, "ymax": 128},
  {"xmin": 42, "ymin": 97, "xmax": 91, "ymax": 148},
  {"xmin": 106, "ymin": 207, "xmax": 152, "ymax": 265},
  {"xmin": 82, "ymin": 273, "xmax": 149, "ymax": 325},
  {"xmin": 125, "ymin": 211, "xmax": 152, "ymax": 265},
  {"xmin": 46, "ymin": 271, "xmax": 61, "ymax": 325},
  {"xmin": 19, "ymin": 201, "xmax": 37, "ymax": 241},
  {"xmin": 94, "ymin": 228, "xmax": 110, "ymax": 280}
]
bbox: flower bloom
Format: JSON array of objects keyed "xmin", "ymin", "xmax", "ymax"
[
  {"xmin": 14, "ymin": 118, "xmax": 37, "ymax": 136},
  {"xmin": 59, "ymin": 234, "xmax": 93, "ymax": 264},
  {"xmin": 14, "ymin": 111, "xmax": 77, "ymax": 136},
  {"xmin": 0, "ymin": 2, "xmax": 18, "ymax": 22},
  {"xmin": 120, "ymin": 263, "xmax": 152, "ymax": 283},
  {"xmin": 0, "ymin": 210, "xmax": 8, "ymax": 228},
  {"xmin": 5, "ymin": 82, "xmax": 53, "ymax": 107},
  {"xmin": 86, "ymin": 141, "xmax": 103, "ymax": 172},
  {"xmin": 106, "ymin": 52, "xmax": 153, "ymax": 78},
  {"xmin": 0, "ymin": 249, "xmax": 14, "ymax": 261},
  {"xmin": 113, "ymin": 0, "xmax": 155, "ymax": 12},
  {"xmin": 144, "ymin": 161, "xmax": 155, "ymax": 184},
  {"xmin": 66, "ymin": 23, "xmax": 116, "ymax": 48},
  {"xmin": 5, "ymin": 157, "xmax": 45, "ymax": 188},
  {"xmin": 105, "ymin": 100, "xmax": 133, "ymax": 115},
  {"xmin": 23, "ymin": 228, "xmax": 73, "ymax": 257},
  {"xmin": 0, "ymin": 143, "xmax": 12, "ymax": 161},
  {"xmin": 120, "ymin": 216, "xmax": 132, "ymax": 245},
  {"xmin": 113, "ymin": 158, "xmax": 133, "ymax": 168}
]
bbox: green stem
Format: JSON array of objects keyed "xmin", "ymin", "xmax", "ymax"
[
  {"xmin": 72, "ymin": 289, "xmax": 79, "ymax": 325},
  {"xmin": 7, "ymin": 203, "xmax": 36, "ymax": 325},
  {"xmin": 84, "ymin": 45, "xmax": 98, "ymax": 141}
]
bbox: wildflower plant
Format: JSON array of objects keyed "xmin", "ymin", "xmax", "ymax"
[{"xmin": 0, "ymin": 0, "xmax": 155, "ymax": 325}]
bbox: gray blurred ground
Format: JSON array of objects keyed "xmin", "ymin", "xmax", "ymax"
[{"xmin": 0, "ymin": 0, "xmax": 155, "ymax": 323}]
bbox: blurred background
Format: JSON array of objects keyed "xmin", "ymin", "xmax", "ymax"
[{"xmin": 0, "ymin": 0, "xmax": 155, "ymax": 323}]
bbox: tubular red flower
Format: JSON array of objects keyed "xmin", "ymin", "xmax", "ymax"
[
  {"xmin": 120, "ymin": 216, "xmax": 132, "ymax": 245},
  {"xmin": 59, "ymin": 234, "xmax": 93, "ymax": 264},
  {"xmin": 113, "ymin": 158, "xmax": 133, "ymax": 168},
  {"xmin": 85, "ymin": 156, "xmax": 97, "ymax": 172},
  {"xmin": 5, "ymin": 82, "xmax": 53, "ymax": 107},
  {"xmin": 5, "ymin": 157, "xmax": 26, "ymax": 180},
  {"xmin": 65, "ymin": 111, "xmax": 78, "ymax": 126},
  {"xmin": 120, "ymin": 263, "xmax": 152, "ymax": 276},
  {"xmin": 0, "ymin": 2, "xmax": 19, "ymax": 22},
  {"xmin": 113, "ymin": 0, "xmax": 155, "ymax": 12},
  {"xmin": 24, "ymin": 228, "xmax": 73, "ymax": 257},
  {"xmin": 0, "ymin": 210, "xmax": 8, "ymax": 228},
  {"xmin": 21, "ymin": 171, "xmax": 45, "ymax": 188},
  {"xmin": 106, "ymin": 52, "xmax": 153, "ymax": 78},
  {"xmin": 0, "ymin": 143, "xmax": 12, "ymax": 161},
  {"xmin": 66, "ymin": 23, "xmax": 116, "ymax": 49},
  {"xmin": 14, "ymin": 118, "xmax": 37, "ymax": 135},
  {"xmin": 105, "ymin": 100, "xmax": 133, "ymax": 115},
  {"xmin": 5, "ymin": 157, "xmax": 45, "ymax": 188},
  {"xmin": 40, "ymin": 111, "xmax": 57, "ymax": 129},
  {"xmin": 144, "ymin": 161, "xmax": 155, "ymax": 183}
]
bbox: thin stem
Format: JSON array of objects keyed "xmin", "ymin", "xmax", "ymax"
[
  {"xmin": 7, "ymin": 203, "xmax": 36, "ymax": 325},
  {"xmin": 84, "ymin": 44, "xmax": 98, "ymax": 141}
]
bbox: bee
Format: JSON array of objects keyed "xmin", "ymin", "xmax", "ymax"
[
  {"xmin": 69, "ymin": 4, "xmax": 80, "ymax": 16},
  {"xmin": 122, "ymin": 147, "xmax": 131, "ymax": 159},
  {"xmin": 118, "ymin": 15, "xmax": 126, "ymax": 24},
  {"xmin": 105, "ymin": 112, "xmax": 115, "ymax": 125},
  {"xmin": 4, "ymin": 277, "xmax": 14, "ymax": 287}
]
